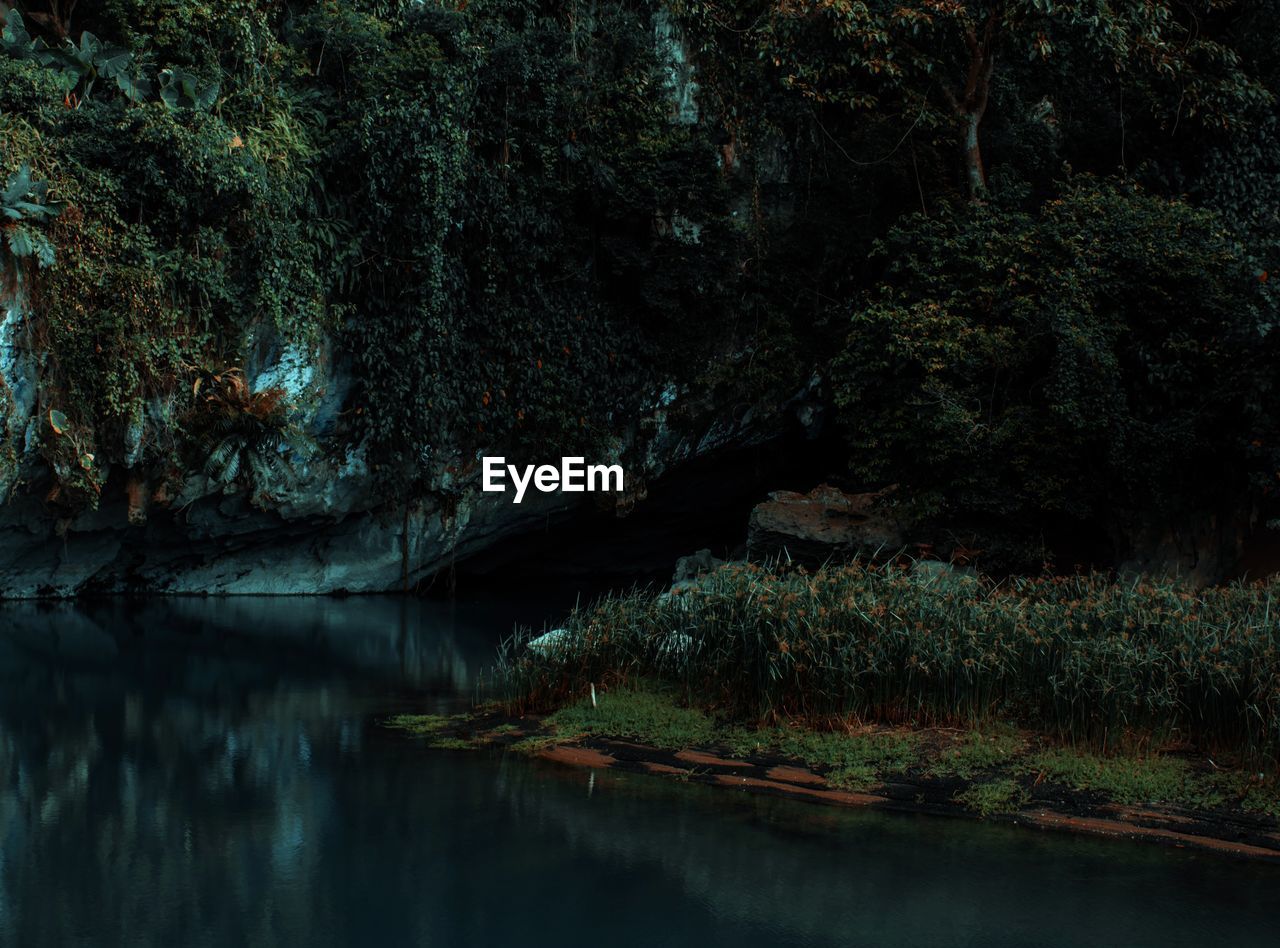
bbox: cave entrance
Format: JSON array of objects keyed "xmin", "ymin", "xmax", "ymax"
[{"xmin": 438, "ymin": 427, "xmax": 846, "ymax": 596}]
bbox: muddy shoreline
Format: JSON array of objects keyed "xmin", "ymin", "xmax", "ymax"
[
  {"xmin": 532, "ymin": 736, "xmax": 1280, "ymax": 862},
  {"xmin": 393, "ymin": 708, "xmax": 1280, "ymax": 864}
]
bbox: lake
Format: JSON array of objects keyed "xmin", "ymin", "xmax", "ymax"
[{"xmin": 0, "ymin": 595, "xmax": 1275, "ymax": 946}]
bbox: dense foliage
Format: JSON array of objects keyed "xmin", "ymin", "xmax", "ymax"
[
  {"xmin": 0, "ymin": 0, "xmax": 1276, "ymax": 568},
  {"xmin": 499, "ymin": 562, "xmax": 1280, "ymax": 760},
  {"xmin": 1, "ymin": 0, "xmax": 739, "ymax": 510},
  {"xmin": 301, "ymin": 1, "xmax": 737, "ymax": 492},
  {"xmin": 831, "ymin": 180, "xmax": 1278, "ymax": 548}
]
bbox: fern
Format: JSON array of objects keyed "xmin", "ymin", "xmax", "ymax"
[{"xmin": 191, "ymin": 370, "xmax": 300, "ymax": 503}]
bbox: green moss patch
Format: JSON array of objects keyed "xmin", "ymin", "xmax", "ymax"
[
  {"xmin": 384, "ymin": 713, "xmax": 478, "ymax": 749},
  {"xmin": 955, "ymin": 779, "xmax": 1031, "ymax": 818},
  {"xmin": 546, "ymin": 686, "xmax": 716, "ymax": 751},
  {"xmin": 932, "ymin": 727, "xmax": 1025, "ymax": 779},
  {"xmin": 1014, "ymin": 745, "xmax": 1280, "ymax": 818},
  {"xmin": 385, "ymin": 713, "xmax": 456, "ymax": 736},
  {"xmin": 776, "ymin": 728, "xmax": 918, "ymax": 791}
]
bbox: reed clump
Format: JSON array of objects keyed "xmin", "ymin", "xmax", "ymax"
[{"xmin": 497, "ymin": 563, "xmax": 1280, "ymax": 761}]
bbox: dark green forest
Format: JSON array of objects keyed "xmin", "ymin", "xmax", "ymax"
[{"xmin": 1, "ymin": 0, "xmax": 1277, "ymax": 572}]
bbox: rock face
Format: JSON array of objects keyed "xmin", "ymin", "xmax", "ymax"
[
  {"xmin": 747, "ymin": 484, "xmax": 904, "ymax": 566},
  {"xmin": 0, "ymin": 277, "xmax": 825, "ymax": 596},
  {"xmin": 672, "ymin": 548, "xmax": 723, "ymax": 585},
  {"xmin": 0, "ymin": 22, "xmax": 843, "ymax": 598},
  {"xmin": 0, "ymin": 397, "xmax": 812, "ymax": 597},
  {"xmin": 0, "ymin": 481, "xmax": 580, "ymax": 597},
  {"xmin": 0, "ymin": 280, "xmax": 37, "ymax": 500},
  {"xmin": 653, "ymin": 11, "xmax": 698, "ymax": 126}
]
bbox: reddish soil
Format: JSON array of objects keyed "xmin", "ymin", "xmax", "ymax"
[
  {"xmin": 713, "ymin": 773, "xmax": 883, "ymax": 807},
  {"xmin": 1024, "ymin": 809, "xmax": 1280, "ymax": 860},
  {"xmin": 522, "ymin": 736, "xmax": 1280, "ymax": 863},
  {"xmin": 644, "ymin": 762, "xmax": 692, "ymax": 776},
  {"xmin": 675, "ymin": 749, "xmax": 752, "ymax": 769},
  {"xmin": 538, "ymin": 745, "xmax": 617, "ymax": 768},
  {"xmin": 765, "ymin": 765, "xmax": 828, "ymax": 786}
]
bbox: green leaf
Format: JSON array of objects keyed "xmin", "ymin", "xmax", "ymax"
[
  {"xmin": 2, "ymin": 165, "xmax": 60, "ymax": 225},
  {"xmin": 34, "ymin": 235, "xmax": 55, "ymax": 268},
  {"xmin": 0, "ymin": 10, "xmax": 34, "ymax": 56},
  {"xmin": 78, "ymin": 31, "xmax": 103, "ymax": 57},
  {"xmin": 6, "ymin": 227, "xmax": 34, "ymax": 258},
  {"xmin": 94, "ymin": 45, "xmax": 132, "ymax": 79},
  {"xmin": 159, "ymin": 67, "xmax": 219, "ymax": 111},
  {"xmin": 114, "ymin": 71, "xmax": 151, "ymax": 102},
  {"xmin": 194, "ymin": 81, "xmax": 220, "ymax": 111},
  {"xmin": 48, "ymin": 409, "xmax": 69, "ymax": 435},
  {"xmin": 1, "ymin": 164, "xmax": 34, "ymax": 206},
  {"xmin": 44, "ymin": 40, "xmax": 92, "ymax": 78}
]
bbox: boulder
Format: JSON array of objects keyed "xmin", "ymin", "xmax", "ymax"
[
  {"xmin": 909, "ymin": 558, "xmax": 978, "ymax": 589},
  {"xmin": 672, "ymin": 548, "xmax": 724, "ymax": 586},
  {"xmin": 527, "ymin": 628, "xmax": 572, "ymax": 657},
  {"xmin": 747, "ymin": 484, "xmax": 903, "ymax": 565}
]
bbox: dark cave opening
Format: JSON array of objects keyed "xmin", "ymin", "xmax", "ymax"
[{"xmin": 441, "ymin": 426, "xmax": 849, "ymax": 594}]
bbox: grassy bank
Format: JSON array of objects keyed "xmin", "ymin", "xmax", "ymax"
[
  {"xmin": 547, "ymin": 686, "xmax": 1280, "ymax": 817},
  {"xmin": 385, "ymin": 563, "xmax": 1280, "ymax": 846},
  {"xmin": 388, "ymin": 684, "xmax": 1280, "ymax": 825},
  {"xmin": 496, "ymin": 563, "xmax": 1280, "ymax": 761}
]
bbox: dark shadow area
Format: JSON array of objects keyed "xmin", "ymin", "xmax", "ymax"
[{"xmin": 448, "ymin": 428, "xmax": 848, "ymax": 591}]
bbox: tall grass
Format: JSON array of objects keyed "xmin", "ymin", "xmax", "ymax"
[{"xmin": 496, "ymin": 563, "xmax": 1280, "ymax": 760}]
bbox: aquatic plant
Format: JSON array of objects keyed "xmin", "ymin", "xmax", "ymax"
[{"xmin": 497, "ymin": 563, "xmax": 1280, "ymax": 761}]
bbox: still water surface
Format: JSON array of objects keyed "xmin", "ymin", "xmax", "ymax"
[{"xmin": 0, "ymin": 596, "xmax": 1276, "ymax": 947}]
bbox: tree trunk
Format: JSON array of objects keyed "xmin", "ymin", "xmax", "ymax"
[
  {"xmin": 945, "ymin": 20, "xmax": 997, "ymax": 201},
  {"xmin": 963, "ymin": 111, "xmax": 986, "ymax": 197}
]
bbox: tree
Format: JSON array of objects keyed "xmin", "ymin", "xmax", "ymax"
[
  {"xmin": 746, "ymin": 0, "xmax": 1269, "ymax": 198},
  {"xmin": 829, "ymin": 178, "xmax": 1277, "ymax": 563}
]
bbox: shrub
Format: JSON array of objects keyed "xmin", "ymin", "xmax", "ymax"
[
  {"xmin": 497, "ymin": 562, "xmax": 1280, "ymax": 761},
  {"xmin": 187, "ymin": 369, "xmax": 301, "ymax": 504},
  {"xmin": 829, "ymin": 180, "xmax": 1279, "ymax": 559}
]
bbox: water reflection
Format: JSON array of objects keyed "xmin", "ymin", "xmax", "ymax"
[
  {"xmin": 0, "ymin": 598, "xmax": 1275, "ymax": 947},
  {"xmin": 0, "ymin": 595, "xmax": 533, "ymax": 695},
  {"xmin": 500, "ymin": 762, "xmax": 1279, "ymax": 947},
  {"xmin": 0, "ymin": 596, "xmax": 537, "ymax": 947}
]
